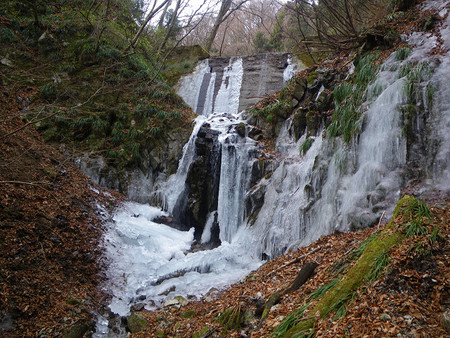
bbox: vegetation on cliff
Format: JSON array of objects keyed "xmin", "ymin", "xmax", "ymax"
[{"xmin": 0, "ymin": 0, "xmax": 199, "ymax": 174}]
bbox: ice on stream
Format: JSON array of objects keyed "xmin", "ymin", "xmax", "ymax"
[{"xmin": 103, "ymin": 191, "xmax": 261, "ymax": 317}]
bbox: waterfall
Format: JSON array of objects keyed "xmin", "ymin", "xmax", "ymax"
[{"xmin": 99, "ymin": 13, "xmax": 449, "ymax": 320}]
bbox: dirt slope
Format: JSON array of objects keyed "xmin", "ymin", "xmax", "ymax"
[{"xmin": 0, "ymin": 85, "xmax": 120, "ymax": 336}]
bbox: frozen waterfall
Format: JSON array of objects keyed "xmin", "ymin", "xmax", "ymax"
[{"xmin": 100, "ymin": 17, "xmax": 449, "ymax": 322}]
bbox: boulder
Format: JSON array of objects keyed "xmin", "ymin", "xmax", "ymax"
[
  {"xmin": 316, "ymin": 89, "xmax": 334, "ymax": 112},
  {"xmin": 292, "ymin": 109, "xmax": 308, "ymax": 140},
  {"xmin": 306, "ymin": 111, "xmax": 320, "ymax": 137},
  {"xmin": 292, "ymin": 78, "xmax": 307, "ymax": 102},
  {"xmin": 64, "ymin": 320, "xmax": 95, "ymax": 338},
  {"xmin": 236, "ymin": 122, "xmax": 246, "ymax": 137},
  {"xmin": 127, "ymin": 313, "xmax": 147, "ymax": 333}
]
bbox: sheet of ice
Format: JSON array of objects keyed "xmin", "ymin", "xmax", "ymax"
[
  {"xmin": 214, "ymin": 58, "xmax": 244, "ymax": 115},
  {"xmin": 102, "ymin": 202, "xmax": 261, "ymax": 316}
]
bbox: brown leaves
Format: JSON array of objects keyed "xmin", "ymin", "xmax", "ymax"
[{"xmin": 0, "ymin": 86, "xmax": 121, "ymax": 336}]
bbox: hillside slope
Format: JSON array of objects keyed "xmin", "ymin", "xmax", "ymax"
[
  {"xmin": 0, "ymin": 85, "xmax": 122, "ymax": 335},
  {"xmin": 131, "ymin": 196, "xmax": 449, "ymax": 337}
]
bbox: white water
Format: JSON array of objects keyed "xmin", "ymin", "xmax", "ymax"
[
  {"xmin": 102, "ymin": 56, "xmax": 261, "ymax": 317},
  {"xmin": 213, "ymin": 58, "xmax": 244, "ymax": 115},
  {"xmin": 283, "ymin": 55, "xmax": 300, "ymax": 83},
  {"xmin": 247, "ymin": 12, "xmax": 450, "ymax": 257},
  {"xmin": 102, "ymin": 202, "xmax": 261, "ymax": 316},
  {"xmin": 100, "ymin": 5, "xmax": 450, "ymax": 323}
]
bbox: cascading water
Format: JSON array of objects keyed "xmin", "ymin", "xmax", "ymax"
[
  {"xmin": 247, "ymin": 1, "xmax": 449, "ymax": 259},
  {"xmin": 100, "ymin": 55, "xmax": 281, "ymax": 319},
  {"xmin": 98, "ymin": 5, "xmax": 449, "ymax": 331}
]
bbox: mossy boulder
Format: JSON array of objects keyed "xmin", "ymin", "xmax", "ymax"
[
  {"xmin": 292, "ymin": 78, "xmax": 307, "ymax": 102},
  {"xmin": 306, "ymin": 111, "xmax": 320, "ymax": 137},
  {"xmin": 127, "ymin": 313, "xmax": 147, "ymax": 333},
  {"xmin": 180, "ymin": 310, "xmax": 196, "ymax": 319},
  {"xmin": 236, "ymin": 122, "xmax": 246, "ymax": 137},
  {"xmin": 64, "ymin": 320, "xmax": 95, "ymax": 338},
  {"xmin": 292, "ymin": 109, "xmax": 307, "ymax": 140}
]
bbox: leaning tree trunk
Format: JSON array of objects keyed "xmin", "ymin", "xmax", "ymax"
[{"xmin": 204, "ymin": 0, "xmax": 232, "ymax": 52}]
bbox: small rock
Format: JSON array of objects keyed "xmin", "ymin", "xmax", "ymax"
[
  {"xmin": 441, "ymin": 310, "xmax": 450, "ymax": 333},
  {"xmin": 271, "ymin": 304, "xmax": 282, "ymax": 311},
  {"xmin": 163, "ymin": 296, "xmax": 188, "ymax": 308},
  {"xmin": 126, "ymin": 313, "xmax": 147, "ymax": 333},
  {"xmin": 130, "ymin": 303, "xmax": 145, "ymax": 312},
  {"xmin": 380, "ymin": 313, "xmax": 391, "ymax": 321}
]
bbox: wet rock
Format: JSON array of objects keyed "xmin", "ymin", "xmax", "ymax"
[
  {"xmin": 126, "ymin": 313, "xmax": 147, "ymax": 333},
  {"xmin": 64, "ymin": 319, "xmax": 95, "ymax": 338},
  {"xmin": 236, "ymin": 122, "xmax": 246, "ymax": 137},
  {"xmin": 130, "ymin": 303, "xmax": 145, "ymax": 312},
  {"xmin": 248, "ymin": 126, "xmax": 263, "ymax": 141},
  {"xmin": 179, "ymin": 123, "xmax": 221, "ymax": 241},
  {"xmin": 245, "ymin": 184, "xmax": 266, "ymax": 226},
  {"xmin": 292, "ymin": 108, "xmax": 307, "ymax": 140},
  {"xmin": 292, "ymin": 78, "xmax": 307, "ymax": 102},
  {"xmin": 306, "ymin": 111, "xmax": 320, "ymax": 137},
  {"xmin": 316, "ymin": 89, "xmax": 333, "ymax": 112}
]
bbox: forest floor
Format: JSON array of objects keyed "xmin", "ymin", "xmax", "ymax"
[{"xmin": 0, "ymin": 85, "xmax": 122, "ymax": 336}]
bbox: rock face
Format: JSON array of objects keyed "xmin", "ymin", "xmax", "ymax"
[
  {"xmin": 239, "ymin": 53, "xmax": 292, "ymax": 112},
  {"xmin": 176, "ymin": 123, "xmax": 222, "ymax": 242},
  {"xmin": 76, "ymin": 124, "xmax": 193, "ymax": 203}
]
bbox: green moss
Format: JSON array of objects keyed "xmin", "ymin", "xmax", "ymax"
[
  {"xmin": 66, "ymin": 298, "xmax": 82, "ymax": 305},
  {"xmin": 217, "ymin": 306, "xmax": 244, "ymax": 333},
  {"xmin": 282, "ymin": 196, "xmax": 422, "ymax": 337},
  {"xmin": 127, "ymin": 313, "xmax": 147, "ymax": 333},
  {"xmin": 180, "ymin": 310, "xmax": 195, "ymax": 319},
  {"xmin": 300, "ymin": 137, "xmax": 314, "ymax": 155},
  {"xmin": 192, "ymin": 326, "xmax": 211, "ymax": 338},
  {"xmin": 307, "ymin": 71, "xmax": 318, "ymax": 85}
]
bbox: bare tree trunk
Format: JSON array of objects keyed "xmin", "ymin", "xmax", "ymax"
[
  {"xmin": 204, "ymin": 0, "xmax": 249, "ymax": 52},
  {"xmin": 157, "ymin": 0, "xmax": 182, "ymax": 54},
  {"xmin": 125, "ymin": 0, "xmax": 171, "ymax": 52},
  {"xmin": 158, "ymin": 0, "xmax": 172, "ymax": 29},
  {"xmin": 205, "ymin": 0, "xmax": 232, "ymax": 52}
]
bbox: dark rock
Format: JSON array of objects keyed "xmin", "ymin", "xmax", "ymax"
[
  {"xmin": 236, "ymin": 122, "xmax": 246, "ymax": 137},
  {"xmin": 306, "ymin": 111, "xmax": 320, "ymax": 137},
  {"xmin": 178, "ymin": 123, "xmax": 222, "ymax": 242},
  {"xmin": 316, "ymin": 89, "xmax": 334, "ymax": 112},
  {"xmin": 248, "ymin": 126, "xmax": 263, "ymax": 141},
  {"xmin": 292, "ymin": 108, "xmax": 307, "ymax": 140},
  {"xmin": 130, "ymin": 303, "xmax": 145, "ymax": 312},
  {"xmin": 292, "ymin": 78, "xmax": 307, "ymax": 102},
  {"xmin": 64, "ymin": 320, "xmax": 95, "ymax": 338},
  {"xmin": 245, "ymin": 184, "xmax": 266, "ymax": 225},
  {"xmin": 127, "ymin": 313, "xmax": 147, "ymax": 333},
  {"xmin": 420, "ymin": 15, "xmax": 437, "ymax": 31}
]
